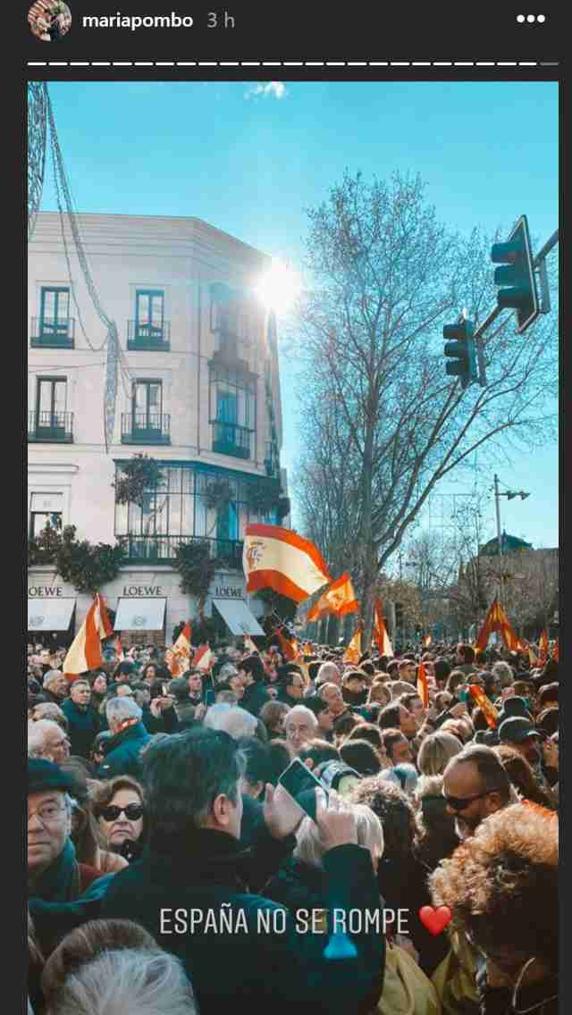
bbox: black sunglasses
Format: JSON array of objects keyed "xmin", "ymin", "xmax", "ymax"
[
  {"xmin": 443, "ymin": 790, "xmax": 503, "ymax": 812},
  {"xmin": 100, "ymin": 803, "xmax": 144, "ymax": 822}
]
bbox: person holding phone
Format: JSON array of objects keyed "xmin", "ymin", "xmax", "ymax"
[{"xmin": 102, "ymin": 728, "xmax": 385, "ymax": 1015}]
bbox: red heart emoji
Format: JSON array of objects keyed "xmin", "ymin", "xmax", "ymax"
[{"xmin": 418, "ymin": 905, "xmax": 452, "ymax": 936}]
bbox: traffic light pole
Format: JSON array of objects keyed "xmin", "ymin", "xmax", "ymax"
[{"xmin": 474, "ymin": 227, "xmax": 558, "ymax": 386}]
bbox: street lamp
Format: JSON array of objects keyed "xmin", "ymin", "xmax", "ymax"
[{"xmin": 492, "ymin": 474, "xmax": 531, "ymax": 604}]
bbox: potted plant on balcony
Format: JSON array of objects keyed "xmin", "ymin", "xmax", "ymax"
[
  {"xmin": 203, "ymin": 477, "xmax": 234, "ymax": 512},
  {"xmin": 114, "ymin": 454, "xmax": 164, "ymax": 508},
  {"xmin": 174, "ymin": 540, "xmax": 219, "ymax": 619}
]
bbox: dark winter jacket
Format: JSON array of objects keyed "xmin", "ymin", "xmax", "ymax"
[
  {"xmin": 242, "ymin": 680, "xmax": 272, "ymax": 716},
  {"xmin": 60, "ymin": 698, "xmax": 101, "ymax": 758},
  {"xmin": 377, "ymin": 854, "xmax": 449, "ymax": 976},
  {"xmin": 96, "ymin": 721, "xmax": 151, "ymax": 779},
  {"xmin": 101, "ymin": 826, "xmax": 384, "ymax": 1015}
]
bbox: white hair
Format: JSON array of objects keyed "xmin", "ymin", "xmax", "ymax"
[
  {"xmin": 295, "ymin": 801, "xmax": 383, "ymax": 868},
  {"xmin": 316, "ymin": 662, "xmax": 341, "ymax": 686},
  {"xmin": 28, "ymin": 719, "xmax": 65, "ymax": 758},
  {"xmin": 43, "ymin": 669, "xmax": 65, "ymax": 690},
  {"xmin": 283, "ymin": 705, "xmax": 318, "ymax": 730},
  {"xmin": 105, "ymin": 697, "xmax": 142, "ymax": 727},
  {"xmin": 203, "ymin": 703, "xmax": 258, "ymax": 740},
  {"xmin": 491, "ymin": 661, "xmax": 515, "ymax": 688},
  {"xmin": 47, "ymin": 947, "xmax": 196, "ymax": 1015}
]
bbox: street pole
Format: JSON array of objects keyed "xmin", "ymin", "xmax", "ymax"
[{"xmin": 493, "ymin": 474, "xmax": 504, "ymax": 605}]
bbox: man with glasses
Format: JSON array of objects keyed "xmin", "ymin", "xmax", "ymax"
[
  {"xmin": 28, "ymin": 758, "xmax": 101, "ymax": 901},
  {"xmin": 442, "ymin": 744, "xmax": 512, "ymax": 841}
]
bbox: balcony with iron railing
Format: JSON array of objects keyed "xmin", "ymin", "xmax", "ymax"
[
  {"xmin": 31, "ymin": 317, "xmax": 75, "ymax": 349},
  {"xmin": 127, "ymin": 320, "xmax": 170, "ymax": 351},
  {"xmin": 211, "ymin": 420, "xmax": 253, "ymax": 460},
  {"xmin": 28, "ymin": 411, "xmax": 74, "ymax": 443},
  {"xmin": 118, "ymin": 535, "xmax": 244, "ymax": 569},
  {"xmin": 121, "ymin": 412, "xmax": 171, "ymax": 445}
]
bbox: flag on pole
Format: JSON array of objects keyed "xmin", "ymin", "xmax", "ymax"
[
  {"xmin": 63, "ymin": 594, "xmax": 113, "ymax": 677},
  {"xmin": 475, "ymin": 597, "xmax": 523, "ymax": 653},
  {"xmin": 114, "ymin": 636, "xmax": 125, "ymax": 662},
  {"xmin": 192, "ymin": 644, "xmax": 214, "ymax": 672},
  {"xmin": 372, "ymin": 598, "xmax": 393, "ymax": 657},
  {"xmin": 165, "ymin": 622, "xmax": 193, "ymax": 677},
  {"xmin": 243, "ymin": 524, "xmax": 332, "ymax": 603},
  {"xmin": 417, "ymin": 662, "xmax": 430, "ymax": 709},
  {"xmin": 538, "ymin": 629, "xmax": 549, "ymax": 664},
  {"xmin": 243, "ymin": 634, "xmax": 259, "ymax": 655},
  {"xmin": 422, "ymin": 634, "xmax": 432, "ymax": 649},
  {"xmin": 306, "ymin": 572, "xmax": 359, "ymax": 622},
  {"xmin": 468, "ymin": 684, "xmax": 499, "ymax": 728},
  {"xmin": 274, "ymin": 627, "xmax": 299, "ymax": 662},
  {"xmin": 343, "ymin": 619, "xmax": 363, "ymax": 664}
]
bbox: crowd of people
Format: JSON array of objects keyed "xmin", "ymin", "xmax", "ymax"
[{"xmin": 27, "ymin": 634, "xmax": 559, "ymax": 1014}]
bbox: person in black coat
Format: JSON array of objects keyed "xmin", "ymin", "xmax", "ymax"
[
  {"xmin": 60, "ymin": 679, "xmax": 101, "ymax": 758},
  {"xmin": 101, "ymin": 727, "xmax": 385, "ymax": 1015},
  {"xmin": 239, "ymin": 655, "xmax": 272, "ymax": 716}
]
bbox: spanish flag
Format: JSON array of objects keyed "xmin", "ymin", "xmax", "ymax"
[
  {"xmin": 343, "ymin": 619, "xmax": 363, "ymax": 664},
  {"xmin": 475, "ymin": 597, "xmax": 523, "ymax": 653},
  {"xmin": 372, "ymin": 598, "xmax": 393, "ymax": 657},
  {"xmin": 114, "ymin": 636, "xmax": 125, "ymax": 662},
  {"xmin": 422, "ymin": 634, "xmax": 433, "ymax": 649},
  {"xmin": 468, "ymin": 684, "xmax": 499, "ymax": 728},
  {"xmin": 165, "ymin": 622, "xmax": 192, "ymax": 677},
  {"xmin": 417, "ymin": 662, "xmax": 429, "ymax": 709},
  {"xmin": 307, "ymin": 572, "xmax": 359, "ymax": 622},
  {"xmin": 192, "ymin": 644, "xmax": 214, "ymax": 671},
  {"xmin": 243, "ymin": 524, "xmax": 331, "ymax": 603},
  {"xmin": 538, "ymin": 629, "xmax": 549, "ymax": 664},
  {"xmin": 243, "ymin": 634, "xmax": 259, "ymax": 655},
  {"xmin": 63, "ymin": 594, "xmax": 113, "ymax": 677},
  {"xmin": 274, "ymin": 626, "xmax": 299, "ymax": 662}
]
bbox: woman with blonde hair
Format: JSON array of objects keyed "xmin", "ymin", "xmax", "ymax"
[{"xmin": 417, "ymin": 731, "xmax": 464, "ymax": 776}]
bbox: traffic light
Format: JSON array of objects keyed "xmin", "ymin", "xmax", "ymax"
[
  {"xmin": 491, "ymin": 215, "xmax": 539, "ymax": 333},
  {"xmin": 443, "ymin": 318, "xmax": 477, "ymax": 389}
]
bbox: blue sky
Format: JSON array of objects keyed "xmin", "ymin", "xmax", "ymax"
[{"xmin": 39, "ymin": 81, "xmax": 559, "ymax": 549}]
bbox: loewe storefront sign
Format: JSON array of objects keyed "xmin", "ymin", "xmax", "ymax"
[
  {"xmin": 122, "ymin": 585, "xmax": 164, "ymax": 596},
  {"xmin": 29, "ymin": 586, "xmax": 64, "ymax": 597}
]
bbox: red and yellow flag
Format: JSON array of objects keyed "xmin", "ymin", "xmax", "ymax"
[
  {"xmin": 274, "ymin": 626, "xmax": 299, "ymax": 662},
  {"xmin": 475, "ymin": 597, "xmax": 523, "ymax": 653},
  {"xmin": 192, "ymin": 644, "xmax": 214, "ymax": 671},
  {"xmin": 243, "ymin": 634, "xmax": 259, "ymax": 655},
  {"xmin": 306, "ymin": 572, "xmax": 359, "ymax": 622},
  {"xmin": 165, "ymin": 622, "xmax": 192, "ymax": 677},
  {"xmin": 372, "ymin": 598, "xmax": 393, "ymax": 657},
  {"xmin": 243, "ymin": 524, "xmax": 332, "ymax": 603},
  {"xmin": 343, "ymin": 619, "xmax": 363, "ymax": 664},
  {"xmin": 415, "ymin": 661, "xmax": 430, "ymax": 710},
  {"xmin": 63, "ymin": 594, "xmax": 113, "ymax": 677},
  {"xmin": 538, "ymin": 629, "xmax": 549, "ymax": 665},
  {"xmin": 422, "ymin": 634, "xmax": 433, "ymax": 649},
  {"xmin": 468, "ymin": 684, "xmax": 499, "ymax": 729},
  {"xmin": 113, "ymin": 636, "xmax": 125, "ymax": 662},
  {"xmin": 417, "ymin": 662, "xmax": 430, "ymax": 709}
]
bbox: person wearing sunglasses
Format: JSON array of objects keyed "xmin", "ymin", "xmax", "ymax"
[
  {"xmin": 441, "ymin": 744, "xmax": 513, "ymax": 842},
  {"xmin": 92, "ymin": 775, "xmax": 145, "ymax": 862}
]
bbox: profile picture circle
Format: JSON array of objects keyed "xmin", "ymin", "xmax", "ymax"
[{"xmin": 28, "ymin": 1, "xmax": 72, "ymax": 41}]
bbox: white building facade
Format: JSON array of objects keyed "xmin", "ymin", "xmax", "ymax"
[{"xmin": 28, "ymin": 212, "xmax": 289, "ymax": 644}]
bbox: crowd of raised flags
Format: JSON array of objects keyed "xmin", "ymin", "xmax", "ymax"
[{"xmin": 62, "ymin": 523, "xmax": 557, "ymax": 687}]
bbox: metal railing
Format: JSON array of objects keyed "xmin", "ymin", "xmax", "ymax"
[
  {"xmin": 121, "ymin": 412, "xmax": 170, "ymax": 444},
  {"xmin": 31, "ymin": 317, "xmax": 75, "ymax": 348},
  {"xmin": 28, "ymin": 411, "xmax": 74, "ymax": 442},
  {"xmin": 118, "ymin": 535, "xmax": 244, "ymax": 568},
  {"xmin": 211, "ymin": 420, "xmax": 252, "ymax": 459},
  {"xmin": 127, "ymin": 320, "xmax": 170, "ymax": 350}
]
